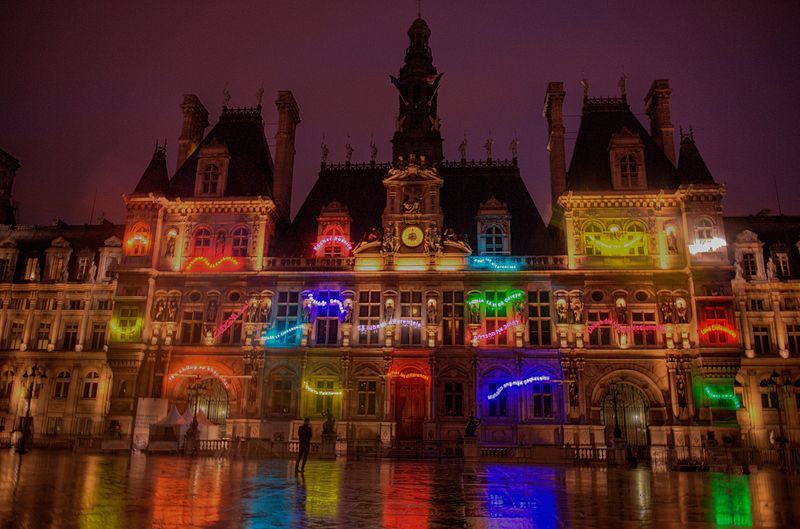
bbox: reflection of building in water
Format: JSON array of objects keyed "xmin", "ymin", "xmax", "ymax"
[{"xmin": 1, "ymin": 16, "xmax": 800, "ymax": 460}]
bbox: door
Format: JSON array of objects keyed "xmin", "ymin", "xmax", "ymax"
[
  {"xmin": 601, "ymin": 383, "xmax": 650, "ymax": 446},
  {"xmin": 395, "ymin": 377, "xmax": 425, "ymax": 439}
]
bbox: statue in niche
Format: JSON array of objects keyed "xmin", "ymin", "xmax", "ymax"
[
  {"xmin": 302, "ymin": 297, "xmax": 313, "ymax": 323},
  {"xmin": 568, "ymin": 377, "xmax": 579, "ymax": 407},
  {"xmin": 423, "ymin": 225, "xmax": 435, "ymax": 253},
  {"xmin": 166, "ymin": 298, "xmax": 179, "ymax": 321},
  {"xmin": 384, "ymin": 298, "xmax": 395, "ymax": 322},
  {"xmin": 512, "ymin": 300, "xmax": 525, "ymax": 322},
  {"xmin": 666, "ymin": 229, "xmax": 679, "ymax": 255},
  {"xmin": 457, "ymin": 136, "xmax": 467, "ymax": 159},
  {"xmin": 570, "ymin": 296, "xmax": 583, "ymax": 324},
  {"xmin": 152, "ymin": 298, "xmax": 166, "ymax": 322},
  {"xmin": 767, "ymin": 257, "xmax": 777, "ymax": 280},
  {"xmin": 465, "ymin": 412, "xmax": 481, "ymax": 437},
  {"xmin": 659, "ymin": 298, "xmax": 673, "ymax": 324},
  {"xmin": 426, "ymin": 299, "xmax": 437, "ymax": 325},
  {"xmin": 676, "ymin": 374, "xmax": 687, "ymax": 408},
  {"xmin": 469, "ymin": 302, "xmax": 480, "ymax": 325},
  {"xmin": 262, "ymin": 297, "xmax": 272, "ymax": 324},
  {"xmin": 675, "ymin": 297, "xmax": 689, "ymax": 323},
  {"xmin": 206, "ymin": 299, "xmax": 218, "ymax": 322},
  {"xmin": 322, "ymin": 410, "xmax": 336, "ymax": 434},
  {"xmin": 556, "ymin": 298, "xmax": 569, "ymax": 324},
  {"xmin": 343, "ymin": 298, "xmax": 354, "ymax": 323},
  {"xmin": 165, "ymin": 236, "xmax": 176, "ymax": 257},
  {"xmin": 215, "ymin": 232, "xmax": 225, "ymax": 256},
  {"xmin": 248, "ymin": 373, "xmax": 258, "ymax": 404},
  {"xmin": 615, "ymin": 297, "xmax": 628, "ymax": 324},
  {"xmin": 734, "ymin": 260, "xmax": 744, "ymax": 280},
  {"xmin": 246, "ymin": 298, "xmax": 260, "ymax": 323},
  {"xmin": 403, "ymin": 192, "xmax": 422, "ymax": 214},
  {"xmin": 432, "ymin": 225, "xmax": 442, "ymax": 250}
]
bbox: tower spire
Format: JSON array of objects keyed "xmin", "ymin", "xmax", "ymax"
[{"xmin": 390, "ymin": 16, "xmax": 444, "ymax": 165}]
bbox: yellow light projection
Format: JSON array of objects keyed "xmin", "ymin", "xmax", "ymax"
[{"xmin": 583, "ymin": 221, "xmax": 648, "ymax": 257}]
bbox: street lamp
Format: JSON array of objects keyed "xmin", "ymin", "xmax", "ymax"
[
  {"xmin": 15, "ymin": 363, "xmax": 47, "ymax": 454},
  {"xmin": 769, "ymin": 370, "xmax": 791, "ymax": 447},
  {"xmin": 185, "ymin": 376, "xmax": 207, "ymax": 455},
  {"xmin": 607, "ymin": 385, "xmax": 623, "ymax": 439}
]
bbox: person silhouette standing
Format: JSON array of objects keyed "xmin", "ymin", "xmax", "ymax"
[{"xmin": 296, "ymin": 417, "xmax": 312, "ymax": 473}]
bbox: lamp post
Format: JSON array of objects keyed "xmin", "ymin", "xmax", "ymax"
[
  {"xmin": 185, "ymin": 376, "xmax": 207, "ymax": 455},
  {"xmin": 769, "ymin": 370, "xmax": 791, "ymax": 448},
  {"xmin": 608, "ymin": 385, "xmax": 623, "ymax": 439},
  {"xmin": 15, "ymin": 363, "xmax": 47, "ymax": 454}
]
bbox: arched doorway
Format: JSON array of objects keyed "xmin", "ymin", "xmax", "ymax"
[
  {"xmin": 601, "ymin": 383, "xmax": 649, "ymax": 446},
  {"xmin": 188, "ymin": 378, "xmax": 229, "ymax": 424},
  {"xmin": 395, "ymin": 376, "xmax": 426, "ymax": 439}
]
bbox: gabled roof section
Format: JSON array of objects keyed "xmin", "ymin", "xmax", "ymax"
[
  {"xmin": 724, "ymin": 215, "xmax": 800, "ymax": 279},
  {"xmin": 133, "ymin": 143, "xmax": 169, "ymax": 195},
  {"xmin": 168, "ymin": 106, "xmax": 274, "ymax": 198},
  {"xmin": 567, "ymin": 98, "xmax": 679, "ymax": 191},
  {"xmin": 270, "ymin": 161, "xmax": 561, "ymax": 257},
  {"xmin": 677, "ymin": 132, "xmax": 716, "ymax": 185}
]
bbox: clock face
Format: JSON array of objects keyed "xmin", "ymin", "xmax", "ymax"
[{"xmin": 401, "ymin": 225, "xmax": 424, "ymax": 247}]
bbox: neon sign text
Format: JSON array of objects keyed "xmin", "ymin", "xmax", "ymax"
[
  {"xmin": 313, "ymin": 235, "xmax": 353, "ymax": 253},
  {"xmin": 488, "ymin": 375, "xmax": 551, "ymax": 400},
  {"xmin": 212, "ymin": 302, "xmax": 249, "ymax": 338},
  {"xmin": 472, "ymin": 319, "xmax": 522, "ymax": 342}
]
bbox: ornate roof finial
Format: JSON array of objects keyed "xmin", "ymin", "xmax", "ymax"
[
  {"xmin": 417, "ymin": 0, "xmax": 423, "ymax": 18},
  {"xmin": 618, "ymin": 71, "xmax": 627, "ymax": 100},
  {"xmin": 580, "ymin": 78, "xmax": 590, "ymax": 100},
  {"xmin": 509, "ymin": 132, "xmax": 519, "ymax": 159},
  {"xmin": 458, "ymin": 133, "xmax": 467, "ymax": 159},
  {"xmin": 256, "ymin": 84, "xmax": 264, "ymax": 106},
  {"xmin": 223, "ymin": 85, "xmax": 231, "ymax": 107},
  {"xmin": 484, "ymin": 130, "xmax": 494, "ymax": 159},
  {"xmin": 369, "ymin": 133, "xmax": 377, "ymax": 162},
  {"xmin": 320, "ymin": 134, "xmax": 329, "ymax": 163},
  {"xmin": 345, "ymin": 135, "xmax": 354, "ymax": 163}
]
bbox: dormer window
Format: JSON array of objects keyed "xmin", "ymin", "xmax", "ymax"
[
  {"xmin": 193, "ymin": 227, "xmax": 212, "ymax": 256},
  {"xmin": 480, "ymin": 225, "xmax": 508, "ymax": 255},
  {"xmin": 619, "ymin": 154, "xmax": 639, "ymax": 187},
  {"xmin": 775, "ymin": 252, "xmax": 790, "ymax": 276},
  {"xmin": 741, "ymin": 252, "xmax": 758, "ymax": 277},
  {"xmin": 24, "ymin": 257, "xmax": 39, "ymax": 281},
  {"xmin": 202, "ymin": 164, "xmax": 220, "ymax": 194},
  {"xmin": 232, "ymin": 227, "xmax": 250, "ymax": 257},
  {"xmin": 476, "ymin": 197, "xmax": 511, "ymax": 256},
  {"xmin": 697, "ymin": 218, "xmax": 714, "ymax": 241}
]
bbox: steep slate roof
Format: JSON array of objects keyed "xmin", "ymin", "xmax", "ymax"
[
  {"xmin": 566, "ymin": 100, "xmax": 679, "ymax": 191},
  {"xmin": 676, "ymin": 134, "xmax": 716, "ymax": 185},
  {"xmin": 269, "ymin": 161, "xmax": 561, "ymax": 257},
  {"xmin": 133, "ymin": 145, "xmax": 169, "ymax": 195},
  {"xmin": 0, "ymin": 220, "xmax": 123, "ymax": 282},
  {"xmin": 168, "ymin": 107, "xmax": 274, "ymax": 198},
  {"xmin": 723, "ymin": 215, "xmax": 800, "ymax": 280}
]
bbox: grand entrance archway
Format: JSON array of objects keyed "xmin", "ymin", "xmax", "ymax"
[
  {"xmin": 188, "ymin": 378, "xmax": 229, "ymax": 424},
  {"xmin": 601, "ymin": 383, "xmax": 649, "ymax": 446},
  {"xmin": 395, "ymin": 377, "xmax": 426, "ymax": 439}
]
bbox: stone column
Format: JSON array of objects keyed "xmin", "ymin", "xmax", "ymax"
[
  {"xmin": 772, "ymin": 293, "xmax": 788, "ymax": 358},
  {"xmin": 48, "ymin": 296, "xmax": 64, "ymax": 351},
  {"xmin": 738, "ymin": 299, "xmax": 753, "ymax": 357},
  {"xmin": 20, "ymin": 292, "xmax": 37, "ymax": 350}
]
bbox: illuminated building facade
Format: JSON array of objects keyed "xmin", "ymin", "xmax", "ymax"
[{"xmin": 2, "ymin": 17, "xmax": 798, "ymax": 456}]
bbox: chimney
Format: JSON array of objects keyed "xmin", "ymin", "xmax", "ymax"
[
  {"xmin": 644, "ymin": 79, "xmax": 676, "ymax": 165},
  {"xmin": 543, "ymin": 82, "xmax": 567, "ymax": 206},
  {"xmin": 176, "ymin": 94, "xmax": 209, "ymax": 170},
  {"xmin": 0, "ymin": 149, "xmax": 19, "ymax": 225},
  {"xmin": 273, "ymin": 91, "xmax": 301, "ymax": 219}
]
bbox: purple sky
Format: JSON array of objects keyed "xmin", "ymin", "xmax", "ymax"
[{"xmin": 2, "ymin": 1, "xmax": 799, "ymax": 225}]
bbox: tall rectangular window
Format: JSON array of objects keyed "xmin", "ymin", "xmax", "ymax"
[
  {"xmin": 749, "ymin": 298, "xmax": 765, "ymax": 311},
  {"xmin": 219, "ymin": 310, "xmax": 243, "ymax": 345},
  {"xmin": 180, "ymin": 310, "xmax": 204, "ymax": 344},
  {"xmin": 357, "ymin": 381, "xmax": 377, "ymax": 415},
  {"xmin": 442, "ymin": 291, "xmax": 464, "ymax": 345},
  {"xmin": 35, "ymin": 322, "xmax": 51, "ymax": 350},
  {"xmin": 752, "ymin": 325, "xmax": 771, "ymax": 355},
  {"xmin": 271, "ymin": 379, "xmax": 292, "ymax": 413},
  {"xmin": 46, "ymin": 417, "xmax": 64, "ymax": 435},
  {"xmin": 8, "ymin": 321, "xmax": 24, "ymax": 349},
  {"xmin": 90, "ymin": 323, "xmax": 106, "ymax": 351},
  {"xmin": 787, "ymin": 325, "xmax": 800, "ymax": 356},
  {"xmin": 76, "ymin": 418, "xmax": 93, "ymax": 436},
  {"xmin": 488, "ymin": 383, "xmax": 507, "ymax": 417},
  {"xmin": 399, "ymin": 291, "xmax": 422, "ymax": 345},
  {"xmin": 0, "ymin": 258, "xmax": 10, "ymax": 282},
  {"xmin": 484, "ymin": 291, "xmax": 509, "ymax": 346},
  {"xmin": 314, "ymin": 380, "xmax": 334, "ymax": 414},
  {"xmin": 315, "ymin": 290, "xmax": 340, "ymax": 345},
  {"xmin": 62, "ymin": 322, "xmax": 79, "ymax": 351},
  {"xmin": 532, "ymin": 382, "xmax": 553, "ymax": 418},
  {"xmin": 76, "ymin": 257, "xmax": 91, "ymax": 281},
  {"xmin": 702, "ymin": 306, "xmax": 730, "ymax": 344},
  {"xmin": 357, "ymin": 291, "xmax": 381, "ymax": 345},
  {"xmin": 24, "ymin": 257, "xmax": 38, "ymax": 281},
  {"xmin": 444, "ymin": 381, "xmax": 463, "ymax": 416},
  {"xmin": 741, "ymin": 253, "xmax": 758, "ymax": 277},
  {"xmin": 49, "ymin": 255, "xmax": 65, "ymax": 281},
  {"xmin": 527, "ymin": 291, "xmax": 551, "ymax": 346},
  {"xmin": 632, "ymin": 311, "xmax": 657, "ymax": 346},
  {"xmin": 116, "ymin": 307, "xmax": 139, "ymax": 339},
  {"xmin": 588, "ymin": 311, "xmax": 612, "ymax": 346},
  {"xmin": 775, "ymin": 253, "xmax": 790, "ymax": 277},
  {"xmin": 274, "ymin": 291, "xmax": 300, "ymax": 345}
]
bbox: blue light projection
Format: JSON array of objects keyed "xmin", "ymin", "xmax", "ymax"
[
  {"xmin": 487, "ymin": 375, "xmax": 551, "ymax": 400},
  {"xmin": 469, "ymin": 256, "xmax": 520, "ymax": 271},
  {"xmin": 483, "ymin": 465, "xmax": 559, "ymax": 529}
]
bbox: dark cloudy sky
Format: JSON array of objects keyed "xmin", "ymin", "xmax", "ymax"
[{"xmin": 2, "ymin": 1, "xmax": 799, "ymax": 225}]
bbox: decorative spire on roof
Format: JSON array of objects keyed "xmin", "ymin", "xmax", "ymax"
[{"xmin": 133, "ymin": 140, "xmax": 169, "ymax": 195}]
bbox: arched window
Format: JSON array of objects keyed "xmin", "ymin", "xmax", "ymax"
[
  {"xmin": 619, "ymin": 154, "xmax": 639, "ymax": 187},
  {"xmin": 481, "ymin": 225, "xmax": 508, "ymax": 255},
  {"xmin": 583, "ymin": 223, "xmax": 603, "ymax": 256},
  {"xmin": 53, "ymin": 371, "xmax": 71, "ymax": 399},
  {"xmin": 193, "ymin": 228, "xmax": 212, "ymax": 256},
  {"xmin": 201, "ymin": 164, "xmax": 220, "ymax": 194},
  {"xmin": 1, "ymin": 370, "xmax": 13, "ymax": 398},
  {"xmin": 232, "ymin": 227, "xmax": 250, "ymax": 257},
  {"xmin": 82, "ymin": 371, "xmax": 100, "ymax": 399},
  {"xmin": 696, "ymin": 218, "xmax": 714, "ymax": 241},
  {"xmin": 128, "ymin": 223, "xmax": 150, "ymax": 256}
]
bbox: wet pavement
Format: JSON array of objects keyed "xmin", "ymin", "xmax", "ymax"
[{"xmin": 0, "ymin": 450, "xmax": 797, "ymax": 528}]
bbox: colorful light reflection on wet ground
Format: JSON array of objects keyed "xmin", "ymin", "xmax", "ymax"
[{"xmin": 0, "ymin": 451, "xmax": 798, "ymax": 528}]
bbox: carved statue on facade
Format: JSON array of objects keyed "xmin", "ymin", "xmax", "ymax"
[
  {"xmin": 384, "ymin": 298, "xmax": 395, "ymax": 322},
  {"xmin": 262, "ymin": 297, "xmax": 272, "ymax": 324},
  {"xmin": 676, "ymin": 374, "xmax": 687, "ymax": 408},
  {"xmin": 556, "ymin": 297, "xmax": 569, "ymax": 324},
  {"xmin": 247, "ymin": 298, "xmax": 260, "ymax": 323},
  {"xmin": 166, "ymin": 298, "xmax": 179, "ymax": 321},
  {"xmin": 509, "ymin": 137, "xmax": 519, "ymax": 158},
  {"xmin": 152, "ymin": 297, "xmax": 166, "ymax": 322},
  {"xmin": 403, "ymin": 192, "xmax": 422, "ymax": 214},
  {"xmin": 320, "ymin": 139, "xmax": 329, "ymax": 163},
  {"xmin": 767, "ymin": 257, "xmax": 777, "ymax": 280},
  {"xmin": 426, "ymin": 298, "xmax": 437, "ymax": 325},
  {"xmin": 615, "ymin": 297, "xmax": 628, "ymax": 324},
  {"xmin": 165, "ymin": 236, "xmax": 176, "ymax": 257},
  {"xmin": 483, "ymin": 137, "xmax": 494, "ymax": 158},
  {"xmin": 659, "ymin": 297, "xmax": 673, "ymax": 324},
  {"xmin": 302, "ymin": 297, "xmax": 313, "ymax": 323},
  {"xmin": 675, "ymin": 297, "xmax": 689, "ymax": 323},
  {"xmin": 666, "ymin": 229, "xmax": 679, "ymax": 255},
  {"xmin": 570, "ymin": 296, "xmax": 583, "ymax": 324},
  {"xmin": 458, "ymin": 136, "xmax": 467, "ymax": 159},
  {"xmin": 512, "ymin": 300, "xmax": 525, "ymax": 322},
  {"xmin": 322, "ymin": 410, "xmax": 336, "ymax": 434},
  {"xmin": 735, "ymin": 260, "xmax": 744, "ymax": 280},
  {"xmin": 469, "ymin": 302, "xmax": 480, "ymax": 325},
  {"xmin": 465, "ymin": 413, "xmax": 481, "ymax": 437},
  {"xmin": 366, "ymin": 227, "xmax": 381, "ymax": 243},
  {"xmin": 343, "ymin": 298, "xmax": 353, "ymax": 323},
  {"xmin": 206, "ymin": 298, "xmax": 218, "ymax": 322},
  {"xmin": 370, "ymin": 139, "xmax": 378, "ymax": 162},
  {"xmin": 345, "ymin": 140, "xmax": 354, "ymax": 163},
  {"xmin": 87, "ymin": 262, "xmax": 97, "ymax": 283}
]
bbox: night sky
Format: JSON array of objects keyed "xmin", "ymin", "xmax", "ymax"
[{"xmin": 2, "ymin": 1, "xmax": 799, "ymax": 225}]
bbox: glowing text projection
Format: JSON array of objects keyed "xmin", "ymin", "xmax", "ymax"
[
  {"xmin": 167, "ymin": 365, "xmax": 231, "ymax": 390},
  {"xmin": 213, "ymin": 302, "xmax": 249, "ymax": 338},
  {"xmin": 126, "ymin": 233, "xmax": 149, "ymax": 247},
  {"xmin": 262, "ymin": 324, "xmax": 304, "ymax": 344},
  {"xmin": 185, "ymin": 256, "xmax": 241, "ymax": 272},
  {"xmin": 358, "ymin": 319, "xmax": 423, "ymax": 333},
  {"xmin": 470, "ymin": 257, "xmax": 520, "ymax": 271},
  {"xmin": 699, "ymin": 323, "xmax": 738, "ymax": 339},
  {"xmin": 472, "ymin": 319, "xmax": 522, "ymax": 342},
  {"xmin": 468, "ymin": 290, "xmax": 524, "ymax": 309},
  {"xmin": 488, "ymin": 375, "xmax": 551, "ymax": 400},
  {"xmin": 386, "ymin": 371, "xmax": 430, "ymax": 381},
  {"xmin": 704, "ymin": 386, "xmax": 741, "ymax": 408},
  {"xmin": 689, "ymin": 237, "xmax": 727, "ymax": 255},
  {"xmin": 586, "ymin": 318, "xmax": 665, "ymax": 335},
  {"xmin": 303, "ymin": 381, "xmax": 343, "ymax": 396},
  {"xmin": 313, "ymin": 235, "xmax": 353, "ymax": 253},
  {"xmin": 110, "ymin": 318, "xmax": 142, "ymax": 337}
]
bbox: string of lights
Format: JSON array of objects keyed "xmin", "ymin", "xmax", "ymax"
[
  {"xmin": 586, "ymin": 318, "xmax": 665, "ymax": 335},
  {"xmin": 704, "ymin": 386, "xmax": 740, "ymax": 408},
  {"xmin": 185, "ymin": 256, "xmax": 240, "ymax": 272},
  {"xmin": 470, "ymin": 257, "xmax": 520, "ymax": 271},
  {"xmin": 472, "ymin": 319, "xmax": 522, "ymax": 342},
  {"xmin": 699, "ymin": 323, "xmax": 738, "ymax": 339},
  {"xmin": 386, "ymin": 371, "xmax": 430, "ymax": 381},
  {"xmin": 110, "ymin": 319, "xmax": 142, "ymax": 337},
  {"xmin": 488, "ymin": 375, "xmax": 551, "ymax": 400},
  {"xmin": 262, "ymin": 324, "xmax": 304, "ymax": 343},
  {"xmin": 468, "ymin": 290, "xmax": 524, "ymax": 309},
  {"xmin": 312, "ymin": 235, "xmax": 353, "ymax": 252},
  {"xmin": 168, "ymin": 365, "xmax": 231, "ymax": 390},
  {"xmin": 357, "ymin": 319, "xmax": 423, "ymax": 333},
  {"xmin": 303, "ymin": 381, "xmax": 343, "ymax": 396},
  {"xmin": 585, "ymin": 232, "xmax": 643, "ymax": 250},
  {"xmin": 212, "ymin": 302, "xmax": 250, "ymax": 338}
]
